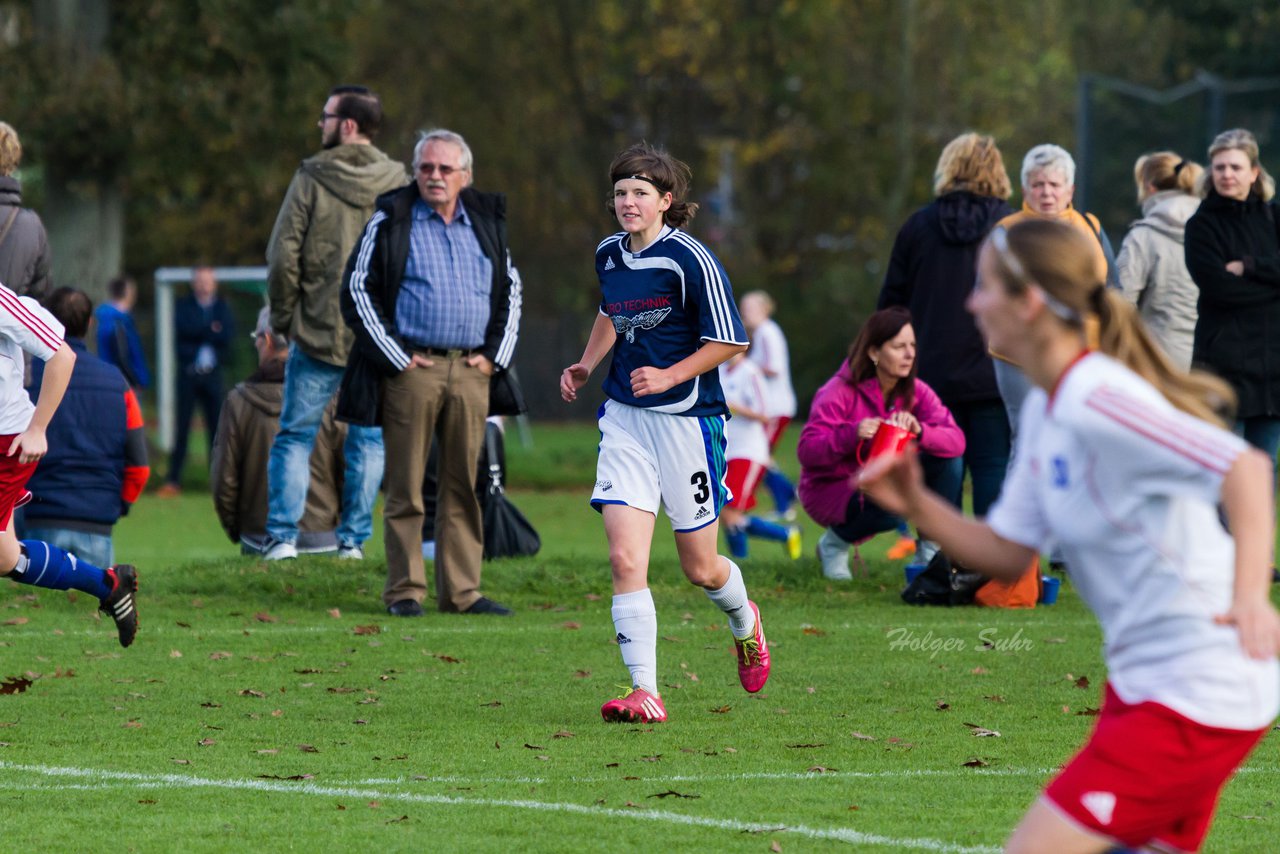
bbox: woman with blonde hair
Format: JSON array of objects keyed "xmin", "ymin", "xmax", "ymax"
[
  {"xmin": 1115, "ymin": 151, "xmax": 1203, "ymax": 370},
  {"xmin": 861, "ymin": 217, "xmax": 1278, "ymax": 853},
  {"xmin": 878, "ymin": 132, "xmax": 1013, "ymax": 521},
  {"xmin": 0, "ymin": 122, "xmax": 52, "ymax": 301},
  {"xmin": 1185, "ymin": 128, "xmax": 1280, "ymax": 460}
]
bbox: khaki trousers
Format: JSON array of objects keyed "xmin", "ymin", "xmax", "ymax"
[{"xmin": 381, "ymin": 355, "xmax": 489, "ymax": 612}]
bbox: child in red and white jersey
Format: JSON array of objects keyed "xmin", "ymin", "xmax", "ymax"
[
  {"xmin": 0, "ymin": 284, "xmax": 138, "ymax": 647},
  {"xmin": 860, "ymin": 218, "xmax": 1279, "ymax": 853}
]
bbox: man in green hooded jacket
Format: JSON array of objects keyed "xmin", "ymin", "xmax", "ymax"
[{"xmin": 263, "ymin": 85, "xmax": 409, "ymax": 562}]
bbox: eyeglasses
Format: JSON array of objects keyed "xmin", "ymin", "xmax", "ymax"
[
  {"xmin": 319, "ymin": 112, "xmax": 343, "ymax": 123},
  {"xmin": 417, "ymin": 162, "xmax": 464, "ymax": 177}
]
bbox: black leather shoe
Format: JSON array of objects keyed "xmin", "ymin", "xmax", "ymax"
[
  {"xmin": 463, "ymin": 596, "xmax": 513, "ymax": 617},
  {"xmin": 387, "ymin": 599, "xmax": 424, "ymax": 617}
]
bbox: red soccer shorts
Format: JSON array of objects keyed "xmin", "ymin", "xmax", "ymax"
[
  {"xmin": 1044, "ymin": 683, "xmax": 1267, "ymax": 852},
  {"xmin": 764, "ymin": 416, "xmax": 791, "ymax": 451},
  {"xmin": 724, "ymin": 459, "xmax": 765, "ymax": 512},
  {"xmin": 0, "ymin": 436, "xmax": 37, "ymax": 533}
]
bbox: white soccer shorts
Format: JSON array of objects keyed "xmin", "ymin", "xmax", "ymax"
[{"xmin": 591, "ymin": 399, "xmax": 730, "ymax": 532}]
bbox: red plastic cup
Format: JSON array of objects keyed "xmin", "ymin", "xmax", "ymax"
[{"xmin": 858, "ymin": 421, "xmax": 914, "ymax": 465}]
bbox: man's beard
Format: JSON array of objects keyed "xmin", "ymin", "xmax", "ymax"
[{"xmin": 322, "ymin": 127, "xmax": 341, "ymax": 150}]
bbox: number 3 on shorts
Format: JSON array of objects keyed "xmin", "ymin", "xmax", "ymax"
[{"xmin": 690, "ymin": 471, "xmax": 710, "ymax": 504}]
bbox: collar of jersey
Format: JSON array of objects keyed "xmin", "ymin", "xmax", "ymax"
[
  {"xmin": 622, "ymin": 225, "xmax": 673, "ymax": 256},
  {"xmin": 1047, "ymin": 348, "xmax": 1093, "ymax": 413}
]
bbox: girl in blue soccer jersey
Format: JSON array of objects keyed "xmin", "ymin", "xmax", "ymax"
[{"xmin": 561, "ymin": 143, "xmax": 770, "ymax": 723}]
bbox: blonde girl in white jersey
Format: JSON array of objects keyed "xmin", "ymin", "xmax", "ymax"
[{"xmin": 860, "ymin": 218, "xmax": 1280, "ymax": 853}]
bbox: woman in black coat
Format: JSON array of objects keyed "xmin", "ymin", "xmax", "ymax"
[
  {"xmin": 878, "ymin": 132, "xmax": 1014, "ymax": 516},
  {"xmin": 1185, "ymin": 128, "xmax": 1280, "ymax": 459}
]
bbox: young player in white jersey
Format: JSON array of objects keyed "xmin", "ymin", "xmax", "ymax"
[
  {"xmin": 718, "ymin": 350, "xmax": 800, "ymax": 560},
  {"xmin": 738, "ymin": 291, "xmax": 798, "ymax": 519},
  {"xmin": 0, "ymin": 285, "xmax": 138, "ymax": 647},
  {"xmin": 860, "ymin": 219, "xmax": 1279, "ymax": 853},
  {"xmin": 560, "ymin": 143, "xmax": 770, "ymax": 724}
]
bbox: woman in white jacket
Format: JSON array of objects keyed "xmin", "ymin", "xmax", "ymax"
[{"xmin": 1116, "ymin": 151, "xmax": 1202, "ymax": 370}]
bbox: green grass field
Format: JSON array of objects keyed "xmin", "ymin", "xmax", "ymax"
[{"xmin": 0, "ymin": 422, "xmax": 1276, "ymax": 852}]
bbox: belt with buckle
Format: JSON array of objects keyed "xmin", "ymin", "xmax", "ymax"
[{"xmin": 413, "ymin": 346, "xmax": 476, "ymax": 359}]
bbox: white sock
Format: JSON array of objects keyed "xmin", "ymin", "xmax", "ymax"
[
  {"xmin": 612, "ymin": 589, "xmax": 658, "ymax": 695},
  {"xmin": 705, "ymin": 558, "xmax": 754, "ymax": 639}
]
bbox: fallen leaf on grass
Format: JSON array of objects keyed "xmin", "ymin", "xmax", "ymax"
[
  {"xmin": 327, "ymin": 687, "xmax": 356, "ymax": 694},
  {"xmin": 709, "ymin": 705, "xmax": 732, "ymax": 714},
  {"xmin": 561, "ymin": 622, "xmax": 581, "ymax": 630},
  {"xmin": 0, "ymin": 676, "xmax": 32, "ymax": 694},
  {"xmin": 210, "ymin": 651, "xmax": 233, "ymax": 660},
  {"xmin": 353, "ymin": 719, "xmax": 368, "ymax": 725},
  {"xmin": 572, "ymin": 669, "xmax": 591, "ymax": 679},
  {"xmin": 480, "ymin": 700, "xmax": 502, "ymax": 707},
  {"xmin": 552, "ymin": 731, "xmax": 575, "ymax": 739},
  {"xmin": 983, "ymin": 695, "xmax": 1006, "ymax": 703},
  {"xmin": 640, "ymin": 755, "xmax": 662, "ymax": 762},
  {"xmin": 169, "ymin": 650, "xmax": 183, "ymax": 659},
  {"xmin": 723, "ymin": 747, "xmax": 737, "ymax": 753},
  {"xmin": 0, "ymin": 721, "xmax": 15, "ymax": 728},
  {"xmin": 256, "ymin": 749, "xmax": 279, "ymax": 755},
  {"xmin": 354, "ymin": 625, "xmax": 381, "ymax": 636},
  {"xmin": 255, "ymin": 612, "xmax": 277, "ymax": 623},
  {"xmin": 328, "ymin": 609, "xmax": 342, "ymax": 619},
  {"xmin": 1076, "ymin": 707, "xmax": 1100, "ymax": 717},
  {"xmin": 123, "ymin": 720, "xmax": 142, "ymax": 728},
  {"xmin": 1073, "ymin": 675, "xmax": 1090, "ymax": 689},
  {"xmin": 171, "ymin": 758, "xmax": 190, "ymax": 765},
  {"xmin": 138, "ymin": 799, "xmax": 156, "ymax": 805},
  {"xmin": 432, "ymin": 654, "xmax": 461, "ymax": 664},
  {"xmin": 584, "ymin": 593, "xmax": 601, "ymax": 601},
  {"xmin": 970, "ymin": 667, "xmax": 989, "ymax": 675},
  {"xmin": 848, "ymin": 804, "xmax": 859, "ymax": 811},
  {"xmin": 3, "ymin": 617, "xmax": 29, "ymax": 626},
  {"xmin": 297, "ymin": 744, "xmax": 319, "ymax": 753},
  {"xmin": 963, "ymin": 757, "xmax": 990, "ymax": 768},
  {"xmin": 647, "ymin": 790, "xmax": 700, "ymax": 799},
  {"xmin": 524, "ymin": 743, "xmax": 545, "ymax": 750},
  {"xmin": 197, "ymin": 738, "xmax": 216, "ymax": 747},
  {"xmin": 385, "ymin": 815, "xmax": 409, "ymax": 824},
  {"xmin": 849, "ymin": 732, "xmax": 876, "ymax": 741},
  {"xmin": 786, "ymin": 743, "xmax": 826, "ymax": 749},
  {"xmin": 935, "ymin": 701, "xmax": 950, "ymax": 711},
  {"xmin": 1044, "ymin": 637, "xmax": 1066, "ymax": 644},
  {"xmin": 367, "ymin": 801, "xmax": 380, "ymax": 809},
  {"xmin": 964, "ymin": 723, "xmax": 1001, "ymax": 737},
  {"xmin": 200, "ymin": 702, "xmax": 222, "ymax": 708},
  {"xmin": 801, "ymin": 625, "xmax": 826, "ymax": 637},
  {"xmin": 806, "ymin": 765, "xmax": 837, "ymax": 773},
  {"xmin": 257, "ymin": 774, "xmax": 314, "ymax": 781},
  {"xmin": 239, "ymin": 689, "xmax": 266, "ymax": 698}
]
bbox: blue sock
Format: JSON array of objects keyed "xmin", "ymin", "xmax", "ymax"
[
  {"xmin": 725, "ymin": 526, "xmax": 749, "ymax": 559},
  {"xmin": 745, "ymin": 516, "xmax": 789, "ymax": 542},
  {"xmin": 764, "ymin": 468, "xmax": 795, "ymax": 512},
  {"xmin": 10, "ymin": 541, "xmax": 112, "ymax": 600}
]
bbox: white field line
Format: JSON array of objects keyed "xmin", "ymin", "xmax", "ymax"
[
  {"xmin": 0, "ymin": 761, "xmax": 1000, "ymax": 853},
  {"xmin": 0, "ymin": 617, "xmax": 1095, "ymax": 641}
]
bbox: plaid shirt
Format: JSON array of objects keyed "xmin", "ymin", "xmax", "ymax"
[{"xmin": 395, "ymin": 198, "xmax": 494, "ymax": 349}]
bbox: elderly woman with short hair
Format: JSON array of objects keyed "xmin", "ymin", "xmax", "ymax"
[
  {"xmin": 993, "ymin": 144, "xmax": 1116, "ymax": 441},
  {"xmin": 0, "ymin": 122, "xmax": 52, "ymax": 301}
]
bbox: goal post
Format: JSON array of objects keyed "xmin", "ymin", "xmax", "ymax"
[{"xmin": 153, "ymin": 266, "xmax": 268, "ymax": 452}]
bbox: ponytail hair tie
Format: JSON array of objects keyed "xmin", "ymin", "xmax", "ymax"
[{"xmin": 1173, "ymin": 160, "xmax": 1187, "ymax": 176}]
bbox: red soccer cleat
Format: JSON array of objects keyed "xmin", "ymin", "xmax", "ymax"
[
  {"xmin": 734, "ymin": 600, "xmax": 771, "ymax": 693},
  {"xmin": 600, "ymin": 687, "xmax": 667, "ymax": 724}
]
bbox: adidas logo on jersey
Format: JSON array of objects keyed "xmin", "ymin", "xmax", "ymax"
[
  {"xmin": 694, "ymin": 506, "xmax": 710, "ymax": 520},
  {"xmin": 615, "ymin": 632, "xmax": 631, "ymax": 644},
  {"xmin": 604, "ymin": 257, "xmax": 616, "ymax": 270}
]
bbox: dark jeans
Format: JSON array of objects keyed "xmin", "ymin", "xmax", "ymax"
[
  {"xmin": 168, "ymin": 367, "xmax": 223, "ymax": 486},
  {"xmin": 945, "ymin": 399, "xmax": 1012, "ymax": 517},
  {"xmin": 831, "ymin": 454, "xmax": 963, "ymax": 545}
]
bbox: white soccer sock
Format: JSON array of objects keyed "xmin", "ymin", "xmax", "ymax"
[
  {"xmin": 705, "ymin": 558, "xmax": 755, "ymax": 639},
  {"xmin": 612, "ymin": 589, "xmax": 658, "ymax": 695}
]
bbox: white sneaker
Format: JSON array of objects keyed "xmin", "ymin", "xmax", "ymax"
[
  {"xmin": 263, "ymin": 538, "xmax": 298, "ymax": 561},
  {"xmin": 816, "ymin": 529, "xmax": 852, "ymax": 580},
  {"xmin": 337, "ymin": 544, "xmax": 364, "ymax": 560}
]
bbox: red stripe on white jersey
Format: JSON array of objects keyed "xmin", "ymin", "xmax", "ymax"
[
  {"xmin": 1085, "ymin": 389, "xmax": 1236, "ymax": 475},
  {"xmin": 0, "ymin": 288, "xmax": 61, "ymax": 352},
  {"xmin": 1090, "ymin": 387, "xmax": 1237, "ymax": 472}
]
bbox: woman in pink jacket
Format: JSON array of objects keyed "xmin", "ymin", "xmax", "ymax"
[{"xmin": 799, "ymin": 307, "xmax": 965, "ymax": 579}]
